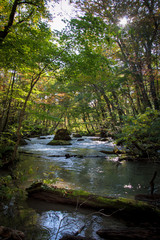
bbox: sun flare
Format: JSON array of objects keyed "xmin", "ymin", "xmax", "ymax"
[{"xmin": 119, "ymin": 17, "xmax": 128, "ymax": 26}]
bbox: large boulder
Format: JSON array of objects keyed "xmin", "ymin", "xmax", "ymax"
[
  {"xmin": 47, "ymin": 140, "xmax": 72, "ymax": 146},
  {"xmin": 54, "ymin": 129, "xmax": 71, "ymax": 141}
]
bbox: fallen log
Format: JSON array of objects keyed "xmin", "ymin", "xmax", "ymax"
[
  {"xmin": 26, "ymin": 182, "xmax": 160, "ymax": 224},
  {"xmin": 96, "ymin": 227, "xmax": 160, "ymax": 240},
  {"xmin": 135, "ymin": 193, "xmax": 160, "ymax": 206}
]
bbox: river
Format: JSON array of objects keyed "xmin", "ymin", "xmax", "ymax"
[{"xmin": 1, "ymin": 135, "xmax": 160, "ymax": 239}]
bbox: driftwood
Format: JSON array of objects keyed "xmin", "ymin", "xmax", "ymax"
[
  {"xmin": 0, "ymin": 226, "xmax": 25, "ymax": 240},
  {"xmin": 96, "ymin": 227, "xmax": 160, "ymax": 240}
]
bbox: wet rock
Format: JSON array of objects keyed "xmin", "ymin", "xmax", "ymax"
[
  {"xmin": 100, "ymin": 138, "xmax": 108, "ymax": 141},
  {"xmin": 54, "ymin": 129, "xmax": 71, "ymax": 141},
  {"xmin": 38, "ymin": 136, "xmax": 47, "ymax": 139},
  {"xmin": 73, "ymin": 133, "xmax": 82, "ymax": 138},
  {"xmin": 47, "ymin": 140, "xmax": 72, "ymax": 146},
  {"xmin": 100, "ymin": 150, "xmax": 116, "ymax": 154}
]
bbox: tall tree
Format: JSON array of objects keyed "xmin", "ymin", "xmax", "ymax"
[
  {"xmin": 73, "ymin": 0, "xmax": 160, "ymax": 110},
  {"xmin": 0, "ymin": 0, "xmax": 54, "ymax": 44}
]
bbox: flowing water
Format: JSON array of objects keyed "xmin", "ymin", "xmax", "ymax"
[
  {"xmin": 19, "ymin": 135, "xmax": 160, "ymax": 198},
  {"xmin": 1, "ymin": 135, "xmax": 160, "ymax": 239}
]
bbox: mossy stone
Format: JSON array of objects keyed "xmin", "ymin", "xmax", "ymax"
[
  {"xmin": 47, "ymin": 140, "xmax": 72, "ymax": 145},
  {"xmin": 54, "ymin": 129, "xmax": 71, "ymax": 141}
]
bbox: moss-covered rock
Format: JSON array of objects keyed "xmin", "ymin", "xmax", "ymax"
[
  {"xmin": 54, "ymin": 129, "xmax": 71, "ymax": 141},
  {"xmin": 47, "ymin": 140, "xmax": 72, "ymax": 145}
]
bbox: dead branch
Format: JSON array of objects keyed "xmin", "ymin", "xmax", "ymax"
[{"xmin": 150, "ymin": 171, "xmax": 157, "ymax": 195}]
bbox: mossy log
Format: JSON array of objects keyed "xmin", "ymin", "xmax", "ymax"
[
  {"xmin": 26, "ymin": 182, "xmax": 160, "ymax": 224},
  {"xmin": 96, "ymin": 227, "xmax": 160, "ymax": 240},
  {"xmin": 135, "ymin": 194, "xmax": 160, "ymax": 206}
]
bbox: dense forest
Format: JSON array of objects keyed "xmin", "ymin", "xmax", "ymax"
[
  {"xmin": 0, "ymin": 0, "xmax": 160, "ymax": 184},
  {"xmin": 0, "ymin": 0, "xmax": 160, "ymax": 239},
  {"xmin": 0, "ymin": 0, "xmax": 159, "ymax": 163}
]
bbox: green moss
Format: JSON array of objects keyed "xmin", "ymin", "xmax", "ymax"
[
  {"xmin": 72, "ymin": 189, "xmax": 90, "ymax": 197},
  {"xmin": 47, "ymin": 140, "xmax": 72, "ymax": 145}
]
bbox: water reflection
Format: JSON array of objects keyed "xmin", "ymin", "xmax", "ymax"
[{"xmin": 27, "ymin": 199, "xmax": 125, "ymax": 240}]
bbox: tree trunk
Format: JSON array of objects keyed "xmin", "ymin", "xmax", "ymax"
[
  {"xmin": 86, "ymin": 112, "xmax": 95, "ymax": 132},
  {"xmin": 112, "ymin": 90, "xmax": 125, "ymax": 123},
  {"xmin": 147, "ymin": 53, "xmax": 159, "ymax": 110},
  {"xmin": 12, "ymin": 84, "xmax": 34, "ymax": 161},
  {"xmin": 1, "ymin": 71, "xmax": 16, "ymax": 132},
  {"xmin": 92, "ymin": 84, "xmax": 116, "ymax": 126},
  {"xmin": 12, "ymin": 71, "xmax": 43, "ymax": 161},
  {"xmin": 126, "ymin": 84, "xmax": 138, "ymax": 116},
  {"xmin": 82, "ymin": 113, "xmax": 91, "ymax": 134},
  {"xmin": 0, "ymin": 0, "xmax": 18, "ymax": 43},
  {"xmin": 93, "ymin": 85, "xmax": 107, "ymax": 120},
  {"xmin": 117, "ymin": 39, "xmax": 152, "ymax": 110}
]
